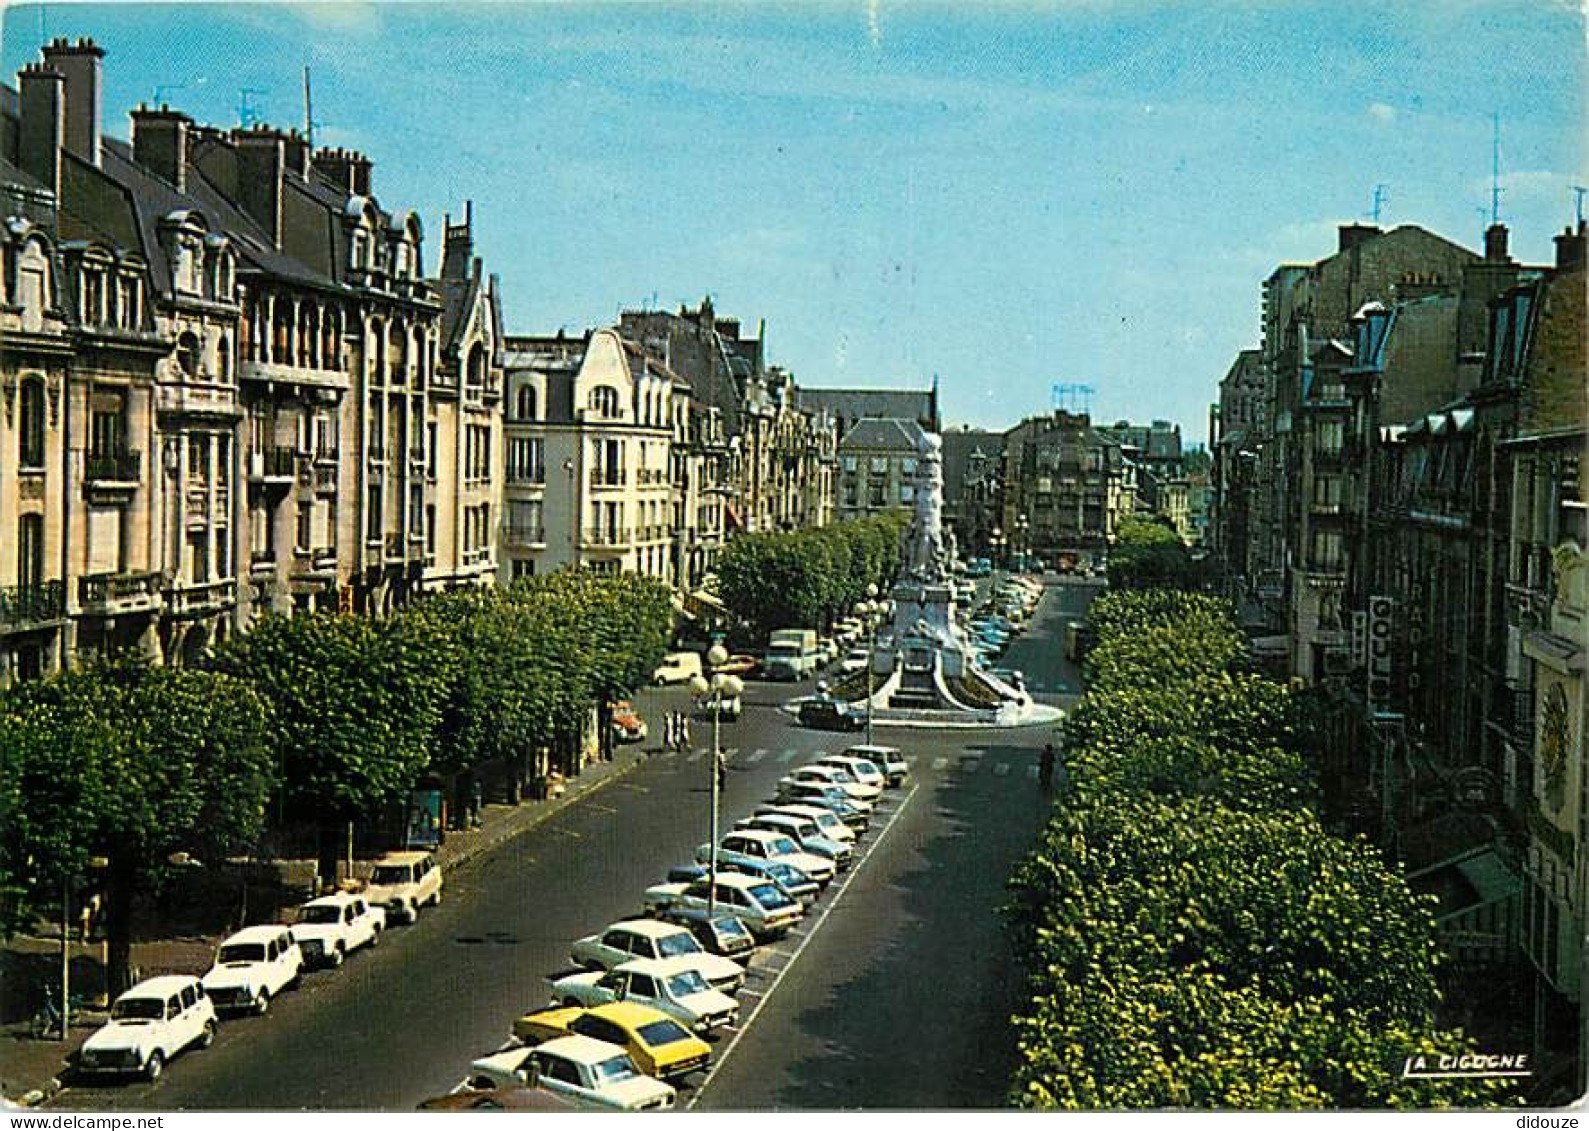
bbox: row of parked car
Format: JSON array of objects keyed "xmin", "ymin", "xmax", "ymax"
[
  {"xmin": 447, "ymin": 743, "xmax": 911, "ymax": 1111},
  {"xmin": 965, "ymin": 575, "xmax": 1044, "ymax": 669},
  {"xmin": 71, "ymin": 851, "xmax": 445, "ymax": 1084}
]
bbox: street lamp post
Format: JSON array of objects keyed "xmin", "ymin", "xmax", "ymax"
[
  {"xmin": 854, "ymin": 583, "xmax": 881, "ymax": 747},
  {"xmin": 689, "ymin": 645, "xmax": 742, "ymax": 919}
]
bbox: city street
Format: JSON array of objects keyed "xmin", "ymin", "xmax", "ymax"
[{"xmin": 49, "ymin": 578, "xmax": 1096, "ymax": 1112}]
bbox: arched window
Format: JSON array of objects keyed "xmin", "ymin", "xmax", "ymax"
[
  {"xmin": 218, "ymin": 335, "xmax": 232, "ymax": 384},
  {"xmin": 388, "ymin": 322, "xmax": 406, "ymax": 383},
  {"xmin": 586, "ymin": 385, "xmax": 619, "ymax": 418},
  {"xmin": 466, "ymin": 343, "xmax": 485, "ymax": 387},
  {"xmin": 322, "ymin": 308, "xmax": 340, "ymax": 371},
  {"xmin": 18, "ymin": 378, "xmax": 45, "ymax": 469},
  {"xmin": 177, "ymin": 332, "xmax": 202, "ymax": 378},
  {"xmin": 516, "ymin": 383, "xmax": 537, "ymax": 422}
]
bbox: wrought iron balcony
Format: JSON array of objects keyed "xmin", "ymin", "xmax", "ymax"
[
  {"xmin": 84, "ymin": 447, "xmax": 140, "ymax": 484},
  {"xmin": 0, "ymin": 581, "xmax": 65, "ymax": 628}
]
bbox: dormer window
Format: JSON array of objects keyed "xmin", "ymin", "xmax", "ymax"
[
  {"xmin": 587, "ymin": 385, "xmax": 619, "ymax": 418},
  {"xmin": 351, "ymin": 229, "xmax": 370, "ymax": 272},
  {"xmin": 117, "ymin": 275, "xmax": 141, "ymax": 330},
  {"xmin": 466, "ymin": 343, "xmax": 485, "ymax": 388},
  {"xmin": 516, "ymin": 383, "xmax": 538, "ymax": 421},
  {"xmin": 81, "ymin": 267, "xmax": 105, "ymax": 326}
]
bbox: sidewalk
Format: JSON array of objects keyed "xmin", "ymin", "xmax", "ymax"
[{"xmin": 0, "ymin": 745, "xmax": 649, "ymax": 1107}]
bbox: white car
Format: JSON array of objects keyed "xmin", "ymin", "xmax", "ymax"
[
  {"xmin": 467, "ymin": 1035, "xmax": 675, "ymax": 1111},
  {"xmin": 781, "ymin": 763, "xmax": 881, "ymax": 803},
  {"xmin": 843, "ymin": 743, "xmax": 909, "ymax": 786},
  {"xmin": 760, "ymin": 803, "xmax": 858, "ymax": 844},
  {"xmin": 645, "ymin": 873, "xmax": 804, "ymax": 941},
  {"xmin": 364, "ymin": 850, "xmax": 442, "ymax": 925},
  {"xmin": 570, "ymin": 919, "xmax": 746, "ymax": 993},
  {"xmin": 76, "ymin": 975, "xmax": 216, "ymax": 1081},
  {"xmin": 814, "ymin": 753, "xmax": 886, "ymax": 792},
  {"xmin": 698, "ymin": 829, "xmax": 837, "ymax": 884},
  {"xmin": 200, "ymin": 924, "xmax": 302, "ymax": 1015},
  {"xmin": 292, "ymin": 892, "xmax": 385, "ymax": 968},
  {"xmin": 734, "ymin": 811, "xmax": 853, "ymax": 870},
  {"xmin": 549, "ymin": 957, "xmax": 740, "ymax": 1034},
  {"xmin": 839, "ymin": 648, "xmax": 870, "ymax": 674},
  {"xmin": 653, "ymin": 652, "xmax": 703, "ymax": 685}
]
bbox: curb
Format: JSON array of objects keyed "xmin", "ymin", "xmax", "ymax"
[{"xmin": 440, "ymin": 752, "xmax": 645, "ymax": 875}]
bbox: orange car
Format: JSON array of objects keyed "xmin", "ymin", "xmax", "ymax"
[{"xmin": 609, "ymin": 701, "xmax": 647, "ymax": 743}]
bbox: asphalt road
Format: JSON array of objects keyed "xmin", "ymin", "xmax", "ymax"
[{"xmin": 50, "ymin": 575, "xmax": 1098, "ymax": 1112}]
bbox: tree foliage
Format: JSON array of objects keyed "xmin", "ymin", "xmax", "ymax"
[
  {"xmin": 1004, "ymin": 589, "xmax": 1512, "ymax": 1110},
  {"xmin": 716, "ymin": 514, "xmax": 907, "ymax": 640}
]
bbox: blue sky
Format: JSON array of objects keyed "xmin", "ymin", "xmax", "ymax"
[{"xmin": 3, "ymin": 2, "xmax": 1584, "ymax": 438}]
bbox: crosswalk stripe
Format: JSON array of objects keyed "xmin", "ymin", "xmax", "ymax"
[
  {"xmin": 1027, "ymin": 764, "xmax": 1039, "ymax": 779},
  {"xmin": 747, "ymin": 749, "xmax": 768, "ymax": 763},
  {"xmin": 777, "ymin": 749, "xmax": 798, "ymax": 763},
  {"xmin": 993, "ymin": 762, "xmax": 1010, "ymax": 777},
  {"xmin": 932, "ymin": 756, "xmax": 949, "ymax": 771},
  {"xmin": 961, "ymin": 760, "xmax": 981, "ymax": 773}
]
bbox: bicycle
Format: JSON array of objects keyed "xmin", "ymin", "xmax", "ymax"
[{"xmin": 29, "ymin": 987, "xmax": 89, "ymax": 1040}]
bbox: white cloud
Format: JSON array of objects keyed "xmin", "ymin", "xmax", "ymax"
[{"xmin": 1367, "ymin": 102, "xmax": 1397, "ymax": 123}]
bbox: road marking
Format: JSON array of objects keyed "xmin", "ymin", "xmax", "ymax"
[
  {"xmin": 746, "ymin": 749, "xmax": 768, "ymax": 763},
  {"xmin": 549, "ymin": 827, "xmax": 583, "ymax": 839},
  {"xmin": 932, "ymin": 756, "xmax": 948, "ymax": 771},
  {"xmin": 686, "ymin": 748, "xmax": 704, "ymax": 762},
  {"xmin": 777, "ymin": 749, "xmax": 798, "ymax": 763},
  {"xmin": 993, "ymin": 763, "xmax": 1010, "ymax": 777},
  {"xmin": 585, "ymin": 802, "xmax": 618, "ymax": 814},
  {"xmin": 1027, "ymin": 765, "xmax": 1039, "ymax": 779},
  {"xmin": 961, "ymin": 760, "xmax": 981, "ymax": 774},
  {"xmin": 688, "ymin": 781, "xmax": 920, "ymax": 1109}
]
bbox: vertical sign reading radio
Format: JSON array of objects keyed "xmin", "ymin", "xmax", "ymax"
[{"xmin": 1366, "ymin": 596, "xmax": 1395, "ymax": 712}]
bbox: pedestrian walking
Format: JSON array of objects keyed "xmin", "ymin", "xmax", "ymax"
[
  {"xmin": 663, "ymin": 712, "xmax": 677, "ymax": 754},
  {"xmin": 681, "ymin": 715, "xmax": 693, "ymax": 752},
  {"xmin": 470, "ymin": 777, "xmax": 484, "ymax": 829},
  {"xmin": 1039, "ymin": 742, "xmax": 1056, "ymax": 791}
]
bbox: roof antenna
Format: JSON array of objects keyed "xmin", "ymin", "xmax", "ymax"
[
  {"xmin": 1371, "ymin": 183, "xmax": 1389, "ymax": 224},
  {"xmin": 1489, "ymin": 113, "xmax": 1504, "ymax": 226},
  {"xmin": 1574, "ymin": 186, "xmax": 1587, "ymax": 227},
  {"xmin": 303, "ymin": 66, "xmax": 324, "ymax": 149},
  {"xmin": 237, "ymin": 87, "xmax": 267, "ymax": 129}
]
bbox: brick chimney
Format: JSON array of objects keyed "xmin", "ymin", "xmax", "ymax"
[
  {"xmin": 1338, "ymin": 223, "xmax": 1380, "ymax": 253},
  {"xmin": 16, "ymin": 63, "xmax": 65, "ymax": 199},
  {"xmin": 130, "ymin": 105, "xmax": 192, "ymax": 193},
  {"xmin": 1556, "ymin": 222, "xmax": 1587, "ymax": 271},
  {"xmin": 232, "ymin": 125, "xmax": 286, "ymax": 248},
  {"xmin": 40, "ymin": 37, "xmax": 104, "ymax": 167},
  {"xmin": 1484, "ymin": 223, "xmax": 1511, "ymax": 263},
  {"xmin": 441, "ymin": 200, "xmax": 473, "ymax": 281},
  {"xmin": 283, "ymin": 129, "xmax": 311, "ymax": 180},
  {"xmin": 312, "ymin": 147, "xmax": 372, "ymax": 196}
]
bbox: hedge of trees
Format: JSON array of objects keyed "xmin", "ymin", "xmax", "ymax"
[
  {"xmin": 0, "ymin": 570, "xmax": 672, "ymax": 992},
  {"xmin": 715, "ymin": 513, "xmax": 907, "ymax": 641},
  {"xmin": 1106, "ymin": 516, "xmax": 1210, "ymax": 591},
  {"xmin": 1004, "ymin": 589, "xmax": 1510, "ymax": 1109}
]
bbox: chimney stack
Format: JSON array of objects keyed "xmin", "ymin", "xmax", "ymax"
[
  {"xmin": 130, "ymin": 104, "xmax": 192, "ymax": 193},
  {"xmin": 40, "ymin": 37, "xmax": 104, "ymax": 168},
  {"xmin": 17, "ymin": 63, "xmax": 65, "ymax": 199},
  {"xmin": 1338, "ymin": 223, "xmax": 1380, "ymax": 253},
  {"xmin": 233, "ymin": 125, "xmax": 286, "ymax": 249},
  {"xmin": 311, "ymin": 147, "xmax": 372, "ymax": 196},
  {"xmin": 1484, "ymin": 223, "xmax": 1511, "ymax": 263},
  {"xmin": 1555, "ymin": 222, "xmax": 1587, "ymax": 272}
]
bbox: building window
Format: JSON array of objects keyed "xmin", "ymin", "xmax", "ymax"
[
  {"xmin": 18, "ymin": 377, "xmax": 45, "ymax": 469},
  {"xmin": 18, "ymin": 513, "xmax": 44, "ymax": 590},
  {"xmin": 177, "ymin": 332, "xmax": 202, "ymax": 378},
  {"xmin": 508, "ymin": 437, "xmax": 545, "ymax": 484},
  {"xmin": 1315, "ymin": 419, "xmax": 1345, "ymax": 459},
  {"xmin": 512, "ymin": 558, "xmax": 536, "ymax": 580},
  {"xmin": 516, "ymin": 383, "xmax": 538, "ymax": 421},
  {"xmin": 1310, "ymin": 530, "xmax": 1344, "ymax": 572},
  {"xmin": 466, "ymin": 343, "xmax": 485, "ymax": 388},
  {"xmin": 587, "ymin": 386, "xmax": 619, "ymax": 419}
]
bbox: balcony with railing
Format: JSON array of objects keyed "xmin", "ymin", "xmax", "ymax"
[
  {"xmin": 83, "ymin": 447, "xmax": 141, "ymax": 486},
  {"xmin": 248, "ymin": 446, "xmax": 297, "ymax": 482},
  {"xmin": 507, "ymin": 464, "xmax": 547, "ymax": 487},
  {"xmin": 0, "ymin": 581, "xmax": 66, "ymax": 629},
  {"xmin": 78, "ymin": 570, "xmax": 162, "ymax": 615},
  {"xmin": 582, "ymin": 526, "xmax": 633, "ymax": 548},
  {"xmin": 164, "ymin": 577, "xmax": 237, "ymax": 616},
  {"xmin": 503, "ymin": 524, "xmax": 546, "ymax": 547},
  {"xmin": 588, "ymin": 468, "xmax": 627, "ymax": 490}
]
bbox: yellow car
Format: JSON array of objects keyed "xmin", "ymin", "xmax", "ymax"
[{"xmin": 513, "ymin": 1002, "xmax": 711, "ymax": 1082}]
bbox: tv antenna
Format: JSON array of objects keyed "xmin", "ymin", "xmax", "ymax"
[
  {"xmin": 1051, "ymin": 383, "xmax": 1095, "ymax": 416},
  {"xmin": 1574, "ymin": 186, "xmax": 1587, "ymax": 226},
  {"xmin": 237, "ymin": 87, "xmax": 267, "ymax": 129},
  {"xmin": 1370, "ymin": 183, "xmax": 1390, "ymax": 224}
]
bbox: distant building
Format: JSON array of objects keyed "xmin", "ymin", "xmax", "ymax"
[
  {"xmin": 836, "ymin": 417, "xmax": 929, "ymax": 522},
  {"xmin": 999, "ymin": 410, "xmax": 1128, "ymax": 566}
]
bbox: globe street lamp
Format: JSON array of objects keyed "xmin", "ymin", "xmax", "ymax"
[
  {"xmin": 854, "ymin": 583, "xmax": 881, "ymax": 746},
  {"xmin": 689, "ymin": 644, "xmax": 742, "ymax": 918}
]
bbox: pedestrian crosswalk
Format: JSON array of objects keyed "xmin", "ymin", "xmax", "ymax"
[{"xmin": 649, "ymin": 743, "xmax": 1043, "ymax": 781}]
